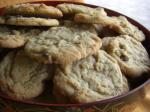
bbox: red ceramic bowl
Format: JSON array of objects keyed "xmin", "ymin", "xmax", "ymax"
[{"xmin": 0, "ymin": 1, "xmax": 149, "ymax": 112}]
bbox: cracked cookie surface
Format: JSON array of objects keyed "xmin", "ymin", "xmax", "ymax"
[
  {"xmin": 53, "ymin": 50, "xmax": 129, "ymax": 103},
  {"xmin": 25, "ymin": 26, "xmax": 101, "ymax": 64},
  {"xmin": 110, "ymin": 16, "xmax": 145, "ymax": 41},
  {"xmin": 0, "ymin": 26, "xmax": 41, "ymax": 48},
  {"xmin": 0, "ymin": 50, "xmax": 51, "ymax": 100},
  {"xmin": 102, "ymin": 35, "xmax": 150, "ymax": 77},
  {"xmin": 4, "ymin": 3, "xmax": 63, "ymax": 18},
  {"xmin": 57, "ymin": 3, "xmax": 107, "ymax": 16},
  {"xmin": 0, "ymin": 16, "xmax": 59, "ymax": 26}
]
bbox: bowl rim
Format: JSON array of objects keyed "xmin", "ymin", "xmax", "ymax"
[{"xmin": 0, "ymin": 0, "xmax": 150, "ymax": 107}]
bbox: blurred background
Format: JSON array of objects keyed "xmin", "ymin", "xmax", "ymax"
[{"xmin": 86, "ymin": 0, "xmax": 150, "ymax": 29}]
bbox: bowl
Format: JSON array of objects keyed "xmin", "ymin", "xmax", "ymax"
[{"xmin": 0, "ymin": 1, "xmax": 149, "ymax": 112}]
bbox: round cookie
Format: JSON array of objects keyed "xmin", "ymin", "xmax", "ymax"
[
  {"xmin": 74, "ymin": 14, "xmax": 145, "ymax": 42},
  {"xmin": 3, "ymin": 16, "xmax": 59, "ymax": 26},
  {"xmin": 4, "ymin": 3, "xmax": 63, "ymax": 18},
  {"xmin": 110, "ymin": 16, "xmax": 145, "ymax": 42},
  {"xmin": 53, "ymin": 50, "xmax": 129, "ymax": 103},
  {"xmin": 0, "ymin": 26, "xmax": 41, "ymax": 48},
  {"xmin": 0, "ymin": 26, "xmax": 25, "ymax": 48},
  {"xmin": 25, "ymin": 26, "xmax": 101, "ymax": 65},
  {"xmin": 74, "ymin": 14, "xmax": 122, "ymax": 37},
  {"xmin": 57, "ymin": 3, "xmax": 107, "ymax": 16},
  {"xmin": 102, "ymin": 35, "xmax": 150, "ymax": 77},
  {"xmin": 0, "ymin": 50, "xmax": 51, "ymax": 100},
  {"xmin": 61, "ymin": 20, "xmax": 97, "ymax": 35},
  {"xmin": 74, "ymin": 13, "xmax": 112, "ymax": 24}
]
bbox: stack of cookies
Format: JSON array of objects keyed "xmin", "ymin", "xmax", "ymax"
[{"xmin": 0, "ymin": 3, "xmax": 149, "ymax": 103}]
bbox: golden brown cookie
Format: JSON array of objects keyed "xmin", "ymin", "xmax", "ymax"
[
  {"xmin": 53, "ymin": 50, "xmax": 129, "ymax": 103},
  {"xmin": 109, "ymin": 16, "xmax": 145, "ymax": 41},
  {"xmin": 57, "ymin": 3, "xmax": 107, "ymax": 16},
  {"xmin": 74, "ymin": 13, "xmax": 111, "ymax": 24},
  {"xmin": 25, "ymin": 26, "xmax": 101, "ymax": 65},
  {"xmin": 0, "ymin": 16, "xmax": 59, "ymax": 26},
  {"xmin": 0, "ymin": 26, "xmax": 41, "ymax": 48},
  {"xmin": 4, "ymin": 3, "xmax": 63, "ymax": 18},
  {"xmin": 0, "ymin": 50, "xmax": 52, "ymax": 100},
  {"xmin": 102, "ymin": 35, "xmax": 150, "ymax": 77}
]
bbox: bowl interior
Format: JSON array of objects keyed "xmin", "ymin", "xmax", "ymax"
[{"xmin": 0, "ymin": 1, "xmax": 149, "ymax": 107}]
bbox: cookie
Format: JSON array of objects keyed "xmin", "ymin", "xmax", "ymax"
[
  {"xmin": 25, "ymin": 26, "xmax": 101, "ymax": 65},
  {"xmin": 57, "ymin": 3, "xmax": 107, "ymax": 16},
  {"xmin": 74, "ymin": 13, "xmax": 112, "ymax": 24},
  {"xmin": 4, "ymin": 3, "xmax": 63, "ymax": 18},
  {"xmin": 75, "ymin": 14, "xmax": 145, "ymax": 41},
  {"xmin": 61, "ymin": 20, "xmax": 97, "ymax": 35},
  {"xmin": 0, "ymin": 50, "xmax": 51, "ymax": 100},
  {"xmin": 111, "ymin": 16, "xmax": 145, "ymax": 41},
  {"xmin": 0, "ymin": 16, "xmax": 59, "ymax": 26},
  {"xmin": 0, "ymin": 26, "xmax": 41, "ymax": 48},
  {"xmin": 102, "ymin": 35, "xmax": 150, "ymax": 77},
  {"xmin": 53, "ymin": 50, "xmax": 129, "ymax": 103}
]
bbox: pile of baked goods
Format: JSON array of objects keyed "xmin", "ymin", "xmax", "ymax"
[{"xmin": 0, "ymin": 3, "xmax": 149, "ymax": 103}]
